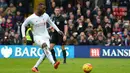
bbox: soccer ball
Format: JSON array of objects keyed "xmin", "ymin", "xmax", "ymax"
[{"xmin": 82, "ymin": 63, "xmax": 93, "ymax": 73}]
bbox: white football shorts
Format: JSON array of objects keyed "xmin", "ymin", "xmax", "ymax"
[{"xmin": 34, "ymin": 36, "xmax": 50, "ymax": 48}]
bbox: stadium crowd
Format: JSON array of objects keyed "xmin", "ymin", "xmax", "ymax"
[{"xmin": 0, "ymin": 0, "xmax": 130, "ymax": 46}]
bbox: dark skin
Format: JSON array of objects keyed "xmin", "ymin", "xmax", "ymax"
[{"xmin": 35, "ymin": 4, "xmax": 46, "ymax": 16}]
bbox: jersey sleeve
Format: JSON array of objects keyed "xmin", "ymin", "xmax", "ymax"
[
  {"xmin": 46, "ymin": 13, "xmax": 60, "ymax": 32},
  {"xmin": 21, "ymin": 17, "xmax": 30, "ymax": 38},
  {"xmin": 62, "ymin": 16, "xmax": 67, "ymax": 26}
]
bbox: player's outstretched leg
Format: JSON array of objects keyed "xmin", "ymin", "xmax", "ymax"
[
  {"xmin": 32, "ymin": 53, "xmax": 46, "ymax": 72},
  {"xmin": 42, "ymin": 43, "xmax": 60, "ymax": 69}
]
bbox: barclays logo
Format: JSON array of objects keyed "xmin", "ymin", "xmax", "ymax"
[{"xmin": 1, "ymin": 46, "xmax": 12, "ymax": 58}]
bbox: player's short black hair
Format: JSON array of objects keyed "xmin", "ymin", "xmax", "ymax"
[
  {"xmin": 37, "ymin": 3, "xmax": 46, "ymax": 10},
  {"xmin": 38, "ymin": 3, "xmax": 44, "ymax": 5},
  {"xmin": 38, "ymin": 3, "xmax": 45, "ymax": 7}
]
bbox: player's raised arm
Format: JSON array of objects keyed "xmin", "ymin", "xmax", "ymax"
[{"xmin": 47, "ymin": 14, "xmax": 64, "ymax": 35}]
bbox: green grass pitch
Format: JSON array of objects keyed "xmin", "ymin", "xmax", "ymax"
[{"xmin": 0, "ymin": 58, "xmax": 130, "ymax": 73}]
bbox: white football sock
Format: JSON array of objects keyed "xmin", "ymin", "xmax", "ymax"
[
  {"xmin": 44, "ymin": 47, "xmax": 55, "ymax": 65},
  {"xmin": 34, "ymin": 53, "xmax": 46, "ymax": 68}
]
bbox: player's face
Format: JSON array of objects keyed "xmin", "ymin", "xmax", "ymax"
[
  {"xmin": 38, "ymin": 5, "xmax": 46, "ymax": 16},
  {"xmin": 54, "ymin": 8, "xmax": 60, "ymax": 16}
]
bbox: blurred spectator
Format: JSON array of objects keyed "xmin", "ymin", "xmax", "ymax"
[
  {"xmin": 123, "ymin": 28, "xmax": 128, "ymax": 38},
  {"xmin": 51, "ymin": 1, "xmax": 56, "ymax": 14},
  {"xmin": 68, "ymin": 12, "xmax": 76, "ymax": 23},
  {"xmin": 75, "ymin": 3, "xmax": 83, "ymax": 16},
  {"xmin": 85, "ymin": 18, "xmax": 93, "ymax": 34},
  {"xmin": 66, "ymin": 3, "xmax": 74, "ymax": 14},
  {"xmin": 78, "ymin": 32, "xmax": 87, "ymax": 45},
  {"xmin": 89, "ymin": 0, "xmax": 96, "ymax": 9},
  {"xmin": 97, "ymin": 25, "xmax": 103, "ymax": 32},
  {"xmin": 92, "ymin": 8, "xmax": 103, "ymax": 27},
  {"xmin": 60, "ymin": 6, "xmax": 65, "ymax": 15},
  {"xmin": 95, "ymin": 32, "xmax": 106, "ymax": 45},
  {"xmin": 80, "ymin": 15, "xmax": 85, "ymax": 23},
  {"xmin": 68, "ymin": 19, "xmax": 76, "ymax": 37},
  {"xmin": 16, "ymin": 0, "xmax": 30, "ymax": 16},
  {"xmin": 4, "ymin": 9, "xmax": 13, "ymax": 16},
  {"xmin": 16, "ymin": 2, "xmax": 25, "ymax": 16},
  {"xmin": 1, "ymin": 17, "xmax": 6, "ymax": 30},
  {"xmin": 67, "ymin": 35, "xmax": 78, "ymax": 45},
  {"xmin": 5, "ymin": 18, "xmax": 13, "ymax": 31},
  {"xmin": 123, "ymin": 35, "xmax": 130, "ymax": 46},
  {"xmin": 1, "ymin": 31, "xmax": 10, "ymax": 45},
  {"xmin": 76, "ymin": 9, "xmax": 82, "ymax": 19},
  {"xmin": 5, "ymin": 3, "xmax": 16, "ymax": 15},
  {"xmin": 106, "ymin": 33, "xmax": 112, "ymax": 39},
  {"xmin": 0, "ymin": 0, "xmax": 8, "ymax": 11},
  {"xmin": 97, "ymin": 10, "xmax": 103, "ymax": 20},
  {"xmin": 46, "ymin": 0, "xmax": 52, "ymax": 16},
  {"xmin": 10, "ymin": 33, "xmax": 22, "ymax": 45},
  {"xmin": 4, "ymin": 14, "xmax": 15, "ymax": 27},
  {"xmin": 83, "ymin": 1, "xmax": 91, "ymax": 10},
  {"xmin": 84, "ymin": 9, "xmax": 92, "ymax": 19},
  {"xmin": 112, "ymin": 33, "xmax": 123, "ymax": 46},
  {"xmin": 0, "ymin": 7, "xmax": 4, "ymax": 15},
  {"xmin": 113, "ymin": 22, "xmax": 121, "ymax": 33},
  {"xmin": 104, "ymin": 21, "xmax": 112, "ymax": 36},
  {"xmin": 0, "ymin": 15, "xmax": 2, "ymax": 24},
  {"xmin": 105, "ymin": 38, "xmax": 112, "ymax": 46},
  {"xmin": 105, "ymin": 8, "xmax": 112, "ymax": 17},
  {"xmin": 76, "ymin": 18, "xmax": 85, "ymax": 34},
  {"xmin": 95, "ymin": 0, "xmax": 104, "ymax": 8},
  {"xmin": 95, "ymin": 18, "xmax": 102, "ymax": 28},
  {"xmin": 104, "ymin": 0, "xmax": 112, "ymax": 9},
  {"xmin": 0, "ymin": 24, "xmax": 4, "ymax": 43},
  {"xmin": 14, "ymin": 11, "xmax": 24, "ymax": 36},
  {"xmin": 87, "ymin": 33, "xmax": 95, "ymax": 45}
]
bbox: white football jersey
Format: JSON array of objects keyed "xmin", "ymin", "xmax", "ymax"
[{"xmin": 21, "ymin": 13, "xmax": 60, "ymax": 39}]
